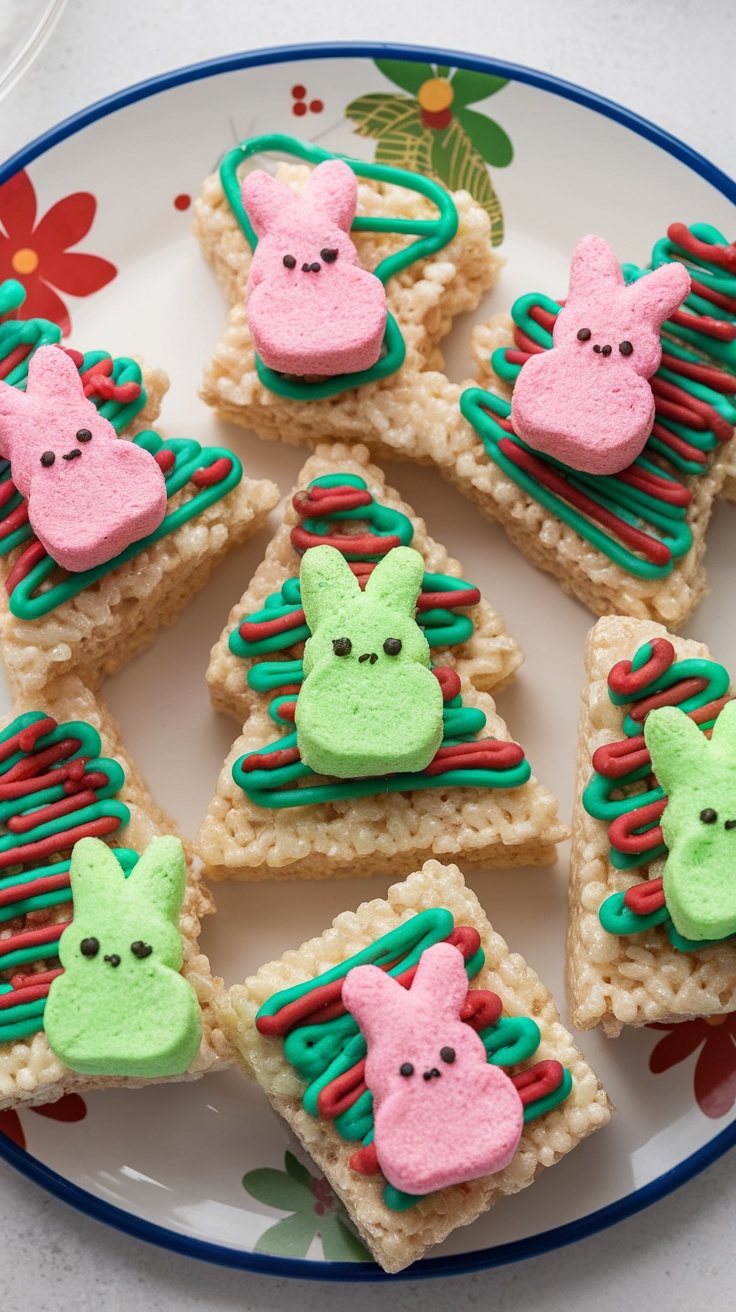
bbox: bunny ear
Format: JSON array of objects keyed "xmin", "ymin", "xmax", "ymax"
[
  {"xmin": 301, "ymin": 160, "xmax": 357, "ymax": 233},
  {"xmin": 300, "ymin": 544, "xmax": 362, "ymax": 632},
  {"xmin": 408, "ymin": 942, "xmax": 469, "ymax": 1017},
  {"xmin": 25, "ymin": 344, "xmax": 85, "ymax": 404},
  {"xmin": 241, "ymin": 169, "xmax": 296, "ymax": 238},
  {"xmin": 707, "ymin": 697, "xmax": 736, "ymax": 754},
  {"xmin": 364, "ymin": 546, "xmax": 425, "ymax": 616},
  {"xmin": 644, "ymin": 706, "xmax": 709, "ymax": 797},
  {"xmin": 126, "ymin": 836, "xmax": 186, "ymax": 923},
  {"xmin": 0, "ymin": 378, "xmax": 29, "ymax": 459},
  {"xmin": 567, "ymin": 234, "xmax": 624, "ymax": 301},
  {"xmin": 342, "ymin": 962, "xmax": 405, "ymax": 1043},
  {"xmin": 628, "ymin": 260, "xmax": 690, "ymax": 327},
  {"xmin": 69, "ymin": 837, "xmax": 128, "ymax": 914}
]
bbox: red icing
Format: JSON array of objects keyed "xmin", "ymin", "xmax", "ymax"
[
  {"xmin": 191, "ymin": 457, "xmax": 233, "ymax": 487},
  {"xmin": 0, "ymin": 920, "xmax": 70, "ymax": 958},
  {"xmin": 608, "ymin": 798, "xmax": 667, "ymax": 855},
  {"xmin": 0, "ymin": 870, "xmax": 70, "ymax": 909},
  {"xmin": 0, "ymin": 813, "xmax": 121, "ymax": 870},
  {"xmin": 423, "ymin": 739, "xmax": 525, "ymax": 776},
  {"xmin": 624, "ymin": 877, "xmax": 666, "ymax": 916},
  {"xmin": 510, "ymin": 1059, "xmax": 565, "ymax": 1105},
  {"xmin": 348, "ymin": 1143, "xmax": 380, "ymax": 1175},
  {"xmin": 666, "ymin": 223, "xmax": 736, "ymax": 274},
  {"xmin": 5, "ymin": 538, "xmax": 45, "ymax": 594},
  {"xmin": 432, "ymin": 666, "xmax": 461, "ymax": 701},
  {"xmin": 607, "ymin": 639, "xmax": 674, "ymax": 698}
]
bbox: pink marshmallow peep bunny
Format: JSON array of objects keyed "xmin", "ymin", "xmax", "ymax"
[
  {"xmin": 343, "ymin": 940, "xmax": 524, "ymax": 1197},
  {"xmin": 242, "ymin": 159, "xmax": 388, "ymax": 377},
  {"xmin": 511, "ymin": 234, "xmax": 691, "ymax": 476},
  {"xmin": 0, "ymin": 345, "xmax": 167, "ymax": 573}
]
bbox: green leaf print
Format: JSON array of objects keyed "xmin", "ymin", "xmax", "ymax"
[
  {"xmin": 449, "ymin": 69, "xmax": 509, "ymax": 107},
  {"xmin": 430, "ymin": 119, "xmax": 505, "ymax": 244},
  {"xmin": 254, "ymin": 1210, "xmax": 319, "ymax": 1258},
  {"xmin": 374, "ymin": 58, "xmax": 436, "ymax": 94},
  {"xmin": 345, "ymin": 92, "xmax": 426, "ymax": 141},
  {"xmin": 241, "ymin": 1165, "xmax": 313, "ymax": 1212},
  {"xmin": 456, "ymin": 106, "xmax": 514, "ymax": 167}
]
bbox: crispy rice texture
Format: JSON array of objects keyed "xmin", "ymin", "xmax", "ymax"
[
  {"xmin": 0, "ymin": 362, "xmax": 279, "ymax": 697},
  {"xmin": 0, "ymin": 676, "xmax": 233, "ymax": 1112},
  {"xmin": 206, "ymin": 442, "xmax": 523, "ymax": 724},
  {"xmin": 217, "ymin": 861, "xmax": 611, "ymax": 1273},
  {"xmin": 568, "ymin": 616, "xmax": 736, "ymax": 1037},
  {"xmin": 194, "ymin": 162, "xmax": 502, "ymax": 449}
]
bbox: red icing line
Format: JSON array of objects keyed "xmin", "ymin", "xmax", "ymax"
[
  {"xmin": 687, "ymin": 277, "xmax": 736, "ymax": 318},
  {"xmin": 511, "ymin": 1059, "xmax": 564, "ymax": 1105},
  {"xmin": 191, "ymin": 457, "xmax": 233, "ymax": 487},
  {"xmin": 529, "ymin": 304, "xmax": 558, "ymax": 333},
  {"xmin": 239, "ymin": 609, "xmax": 306, "ymax": 643},
  {"xmin": 349, "ymin": 1143, "xmax": 380, "ymax": 1176},
  {"xmin": 5, "ymin": 538, "xmax": 46, "ymax": 595},
  {"xmin": 1, "ymin": 738, "xmax": 83, "ymax": 784},
  {"xmin": 62, "ymin": 348, "xmax": 84, "ymax": 367},
  {"xmin": 239, "ymin": 746, "xmax": 301, "ymax": 774},
  {"xmin": 83, "ymin": 375, "xmax": 141, "ymax": 403},
  {"xmin": 423, "ymin": 739, "xmax": 525, "ymax": 776},
  {"xmin": 0, "ymin": 478, "xmax": 18, "ymax": 509},
  {"xmin": 0, "ymin": 501, "xmax": 29, "ymax": 541},
  {"xmin": 616, "ymin": 466, "xmax": 691, "ymax": 508},
  {"xmin": 154, "ymin": 449, "xmax": 176, "ymax": 474},
  {"xmin": 667, "ymin": 223, "xmax": 736, "ymax": 273},
  {"xmin": 317, "ymin": 1059, "xmax": 367, "ymax": 1119},
  {"xmin": 652, "ymin": 376, "xmax": 733, "ymax": 443},
  {"xmin": 459, "ymin": 989, "xmax": 503, "ymax": 1031},
  {"xmin": 660, "ymin": 351, "xmax": 736, "ymax": 396},
  {"xmin": 497, "ymin": 437, "xmax": 672, "ymax": 566},
  {"xmin": 0, "ymin": 717, "xmax": 57, "ymax": 765},
  {"xmin": 592, "ymin": 734, "xmax": 651, "ymax": 780},
  {"xmin": 624, "ymin": 877, "xmax": 665, "ymax": 916},
  {"xmin": 505, "ymin": 348, "xmax": 531, "ymax": 366},
  {"xmin": 607, "ymin": 799, "xmax": 666, "ymax": 854},
  {"xmin": 277, "ymin": 701, "xmax": 296, "ymax": 722},
  {"xmin": 240, "ymin": 583, "xmax": 481, "ymax": 646},
  {"xmin": 650, "ymin": 421, "xmax": 708, "ymax": 466},
  {"xmin": 432, "ymin": 666, "xmax": 461, "ymax": 702},
  {"xmin": 513, "ymin": 326, "xmax": 546, "ymax": 355},
  {"xmin": 291, "ymin": 525, "xmax": 401, "ymax": 556},
  {"xmin": 0, "ymin": 975, "xmax": 59, "ymax": 1009},
  {"xmin": 6, "ymin": 788, "xmax": 100, "ymax": 834},
  {"xmin": 0, "ymin": 814, "xmax": 121, "ymax": 870},
  {"xmin": 0, "ymin": 869, "xmax": 70, "ymax": 908},
  {"xmin": 292, "ymin": 486, "xmax": 373, "ymax": 519},
  {"xmin": 10, "ymin": 967, "xmax": 63, "ymax": 989},
  {"xmin": 608, "ymin": 639, "xmax": 674, "ymax": 698},
  {"xmin": 627, "ymin": 677, "xmax": 709, "ymax": 724},
  {"xmin": 416, "ymin": 587, "xmax": 480, "ymax": 612},
  {"xmin": 0, "ymin": 919, "xmax": 70, "ymax": 957},
  {"xmin": 0, "ymin": 342, "xmax": 32, "ymax": 380}
]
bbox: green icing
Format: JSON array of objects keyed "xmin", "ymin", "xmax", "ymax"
[
  {"xmin": 644, "ymin": 700, "xmax": 736, "ymax": 942},
  {"xmin": 44, "ymin": 836, "xmax": 202, "ymax": 1077},
  {"xmin": 220, "ymin": 133, "xmax": 459, "ymax": 400},
  {"xmin": 6, "ymin": 433, "xmax": 242, "ymax": 619},
  {"xmin": 295, "ymin": 545, "xmax": 444, "ymax": 778}
]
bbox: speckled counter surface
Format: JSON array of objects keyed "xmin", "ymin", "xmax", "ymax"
[{"xmin": 1, "ymin": 1, "xmax": 735, "ymax": 1306}]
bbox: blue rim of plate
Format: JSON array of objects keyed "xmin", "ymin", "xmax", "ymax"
[{"xmin": 0, "ymin": 39, "xmax": 735, "ymax": 1281}]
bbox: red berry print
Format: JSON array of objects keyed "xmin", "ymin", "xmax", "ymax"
[
  {"xmin": 173, "ymin": 194, "xmax": 191, "ymax": 211},
  {"xmin": 290, "ymin": 86, "xmax": 324, "ymax": 116}
]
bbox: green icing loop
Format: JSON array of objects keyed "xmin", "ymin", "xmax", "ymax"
[
  {"xmin": 220, "ymin": 133, "xmax": 459, "ymax": 401},
  {"xmin": 6, "ymin": 433, "xmax": 243, "ymax": 619},
  {"xmin": 460, "ymin": 388, "xmax": 691, "ymax": 580}
]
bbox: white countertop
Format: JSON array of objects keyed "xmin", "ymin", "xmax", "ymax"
[{"xmin": 1, "ymin": 1, "xmax": 735, "ymax": 1306}]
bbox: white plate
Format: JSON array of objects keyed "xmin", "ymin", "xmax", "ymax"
[{"xmin": 0, "ymin": 43, "xmax": 735, "ymax": 1281}]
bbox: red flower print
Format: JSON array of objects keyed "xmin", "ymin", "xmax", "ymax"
[
  {"xmin": 0, "ymin": 1092, "xmax": 87, "ymax": 1151},
  {"xmin": 0, "ymin": 170, "xmax": 117, "ymax": 335},
  {"xmin": 649, "ymin": 1014, "xmax": 736, "ymax": 1118}
]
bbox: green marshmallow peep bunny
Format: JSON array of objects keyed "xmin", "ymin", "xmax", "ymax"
[
  {"xmin": 295, "ymin": 544, "xmax": 444, "ymax": 778},
  {"xmin": 644, "ymin": 699, "xmax": 736, "ymax": 943},
  {"xmin": 44, "ymin": 836, "xmax": 202, "ymax": 1077}
]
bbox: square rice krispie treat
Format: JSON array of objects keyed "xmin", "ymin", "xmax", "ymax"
[
  {"xmin": 196, "ymin": 444, "xmax": 565, "ymax": 882},
  {"xmin": 0, "ymin": 282, "xmax": 279, "ymax": 697},
  {"xmin": 194, "ymin": 133, "xmax": 501, "ymax": 451},
  {"xmin": 216, "ymin": 861, "xmax": 611, "ymax": 1273},
  {"xmin": 568, "ymin": 614, "xmax": 736, "ymax": 1036},
  {"xmin": 0, "ymin": 675, "xmax": 230, "ymax": 1112}
]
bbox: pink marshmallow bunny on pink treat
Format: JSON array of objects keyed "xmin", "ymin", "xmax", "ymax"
[
  {"xmin": 0, "ymin": 345, "xmax": 167, "ymax": 573},
  {"xmin": 242, "ymin": 159, "xmax": 387, "ymax": 377},
  {"xmin": 511, "ymin": 234, "xmax": 691, "ymax": 476},
  {"xmin": 342, "ymin": 940, "xmax": 524, "ymax": 1197}
]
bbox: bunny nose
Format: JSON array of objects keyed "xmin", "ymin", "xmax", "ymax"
[
  {"xmin": 358, "ymin": 653, "xmax": 378, "ymax": 665},
  {"xmin": 104, "ymin": 953, "xmax": 121, "ymax": 967},
  {"xmin": 593, "ymin": 344, "xmax": 613, "ymax": 356},
  {"xmin": 301, "ymin": 261, "xmax": 321, "ymax": 273},
  {"xmin": 63, "ymin": 449, "xmax": 82, "ymax": 460},
  {"xmin": 725, "ymin": 820, "xmax": 736, "ymax": 830},
  {"xmin": 423, "ymin": 1068, "xmax": 441, "ymax": 1081}
]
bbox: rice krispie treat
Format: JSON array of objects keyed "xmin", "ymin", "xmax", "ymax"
[
  {"xmin": 197, "ymin": 446, "xmax": 564, "ymax": 882},
  {"xmin": 568, "ymin": 614, "xmax": 736, "ymax": 1037},
  {"xmin": 194, "ymin": 133, "xmax": 501, "ymax": 449},
  {"xmin": 0, "ymin": 675, "xmax": 230, "ymax": 1112},
  {"xmin": 0, "ymin": 282, "xmax": 279, "ymax": 696},
  {"xmin": 217, "ymin": 861, "xmax": 611, "ymax": 1273}
]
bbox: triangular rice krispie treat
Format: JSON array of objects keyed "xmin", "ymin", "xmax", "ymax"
[
  {"xmin": 0, "ymin": 279, "xmax": 279, "ymax": 697},
  {"xmin": 568, "ymin": 615, "xmax": 736, "ymax": 1037},
  {"xmin": 0, "ymin": 675, "xmax": 230, "ymax": 1112},
  {"xmin": 216, "ymin": 861, "xmax": 611, "ymax": 1273},
  {"xmin": 197, "ymin": 445, "xmax": 565, "ymax": 882},
  {"xmin": 194, "ymin": 133, "xmax": 501, "ymax": 450}
]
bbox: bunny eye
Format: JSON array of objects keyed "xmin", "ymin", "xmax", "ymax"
[
  {"xmin": 332, "ymin": 638, "xmax": 352, "ymax": 656},
  {"xmin": 619, "ymin": 341, "xmax": 633, "ymax": 356},
  {"xmin": 700, "ymin": 808, "xmax": 718, "ymax": 824},
  {"xmin": 440, "ymin": 1046, "xmax": 455, "ymax": 1064},
  {"xmin": 383, "ymin": 639, "xmax": 402, "ymax": 656},
  {"xmin": 80, "ymin": 936, "xmax": 99, "ymax": 958},
  {"xmin": 40, "ymin": 451, "xmax": 55, "ymax": 467},
  {"xmin": 577, "ymin": 328, "xmax": 591, "ymax": 341},
  {"xmin": 131, "ymin": 940, "xmax": 153, "ymax": 959},
  {"xmin": 76, "ymin": 428, "xmax": 92, "ymax": 443},
  {"xmin": 399, "ymin": 1062, "xmax": 414, "ymax": 1077},
  {"xmin": 283, "ymin": 254, "xmax": 296, "ymax": 269},
  {"xmin": 321, "ymin": 248, "xmax": 338, "ymax": 263}
]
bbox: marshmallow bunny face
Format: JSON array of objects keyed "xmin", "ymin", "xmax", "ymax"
[
  {"xmin": 645, "ymin": 700, "xmax": 736, "ymax": 943},
  {"xmin": 294, "ymin": 544, "xmax": 444, "ymax": 778},
  {"xmin": 0, "ymin": 346, "xmax": 167, "ymax": 572},
  {"xmin": 242, "ymin": 159, "xmax": 387, "ymax": 376},
  {"xmin": 511, "ymin": 234, "xmax": 691, "ymax": 475},
  {"xmin": 44, "ymin": 836, "xmax": 202, "ymax": 1077},
  {"xmin": 343, "ymin": 941, "xmax": 524, "ymax": 1196}
]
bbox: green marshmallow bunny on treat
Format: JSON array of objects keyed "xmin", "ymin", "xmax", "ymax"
[
  {"xmin": 295, "ymin": 544, "xmax": 444, "ymax": 778},
  {"xmin": 644, "ymin": 699, "xmax": 736, "ymax": 943},
  {"xmin": 44, "ymin": 836, "xmax": 202, "ymax": 1078}
]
